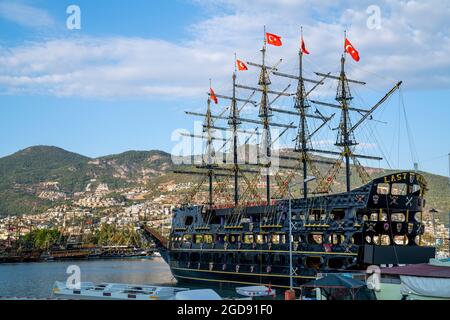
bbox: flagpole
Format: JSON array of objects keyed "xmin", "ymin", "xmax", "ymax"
[
  {"xmin": 263, "ymin": 25, "xmax": 267, "ymax": 51},
  {"xmin": 343, "ymin": 30, "xmax": 347, "ymax": 57}
]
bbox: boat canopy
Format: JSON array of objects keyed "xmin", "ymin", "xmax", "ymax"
[{"xmin": 301, "ymin": 273, "xmax": 366, "ymax": 289}]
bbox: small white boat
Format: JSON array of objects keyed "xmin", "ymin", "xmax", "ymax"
[
  {"xmin": 52, "ymin": 281, "xmax": 189, "ymax": 300},
  {"xmin": 152, "ymin": 251, "xmax": 162, "ymax": 257},
  {"xmin": 236, "ymin": 286, "xmax": 276, "ymax": 298},
  {"xmin": 172, "ymin": 289, "xmax": 223, "ymax": 300}
]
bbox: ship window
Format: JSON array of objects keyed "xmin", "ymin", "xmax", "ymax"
[
  {"xmin": 363, "ymin": 215, "xmax": 369, "ymax": 221},
  {"xmin": 329, "ymin": 234, "xmax": 344, "ymax": 245},
  {"xmin": 256, "ymin": 234, "xmax": 264, "ymax": 244},
  {"xmin": 331, "ymin": 210, "xmax": 345, "ymax": 221},
  {"xmin": 184, "ymin": 216, "xmax": 194, "ymax": 226},
  {"xmin": 228, "ymin": 234, "xmax": 240, "ymax": 243},
  {"xmin": 391, "ymin": 183, "xmax": 407, "ymax": 196},
  {"xmin": 414, "ymin": 235, "xmax": 422, "ymax": 245},
  {"xmin": 414, "ymin": 212, "xmax": 422, "ymax": 223},
  {"xmin": 305, "ymin": 256, "xmax": 323, "ymax": 270},
  {"xmin": 244, "ymin": 234, "xmax": 254, "ymax": 244},
  {"xmin": 380, "ymin": 213, "xmax": 388, "ymax": 222},
  {"xmin": 391, "ymin": 213, "xmax": 405, "ymax": 222},
  {"xmin": 308, "ymin": 233, "xmax": 323, "ymax": 245},
  {"xmin": 204, "ymin": 234, "xmax": 213, "ymax": 244},
  {"xmin": 394, "ymin": 235, "xmax": 409, "ymax": 245},
  {"xmin": 328, "ymin": 257, "xmax": 345, "ymax": 269},
  {"xmin": 182, "ymin": 234, "xmax": 192, "ymax": 243},
  {"xmin": 365, "ymin": 236, "xmax": 372, "ymax": 244},
  {"xmin": 412, "ymin": 184, "xmax": 421, "ymax": 195},
  {"xmin": 370, "ymin": 213, "xmax": 378, "ymax": 221},
  {"xmin": 381, "ymin": 235, "xmax": 391, "ymax": 246},
  {"xmin": 377, "ymin": 183, "xmax": 390, "ymax": 195},
  {"xmin": 373, "ymin": 235, "xmax": 381, "ymax": 245},
  {"xmin": 194, "ymin": 235, "xmax": 203, "ymax": 244},
  {"xmin": 272, "ymin": 235, "xmax": 280, "ymax": 244}
]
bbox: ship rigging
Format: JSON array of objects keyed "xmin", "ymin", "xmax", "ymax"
[{"xmin": 146, "ymin": 27, "xmax": 436, "ymax": 291}]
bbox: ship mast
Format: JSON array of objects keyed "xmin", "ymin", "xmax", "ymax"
[
  {"xmin": 336, "ymin": 53, "xmax": 356, "ymax": 193},
  {"xmin": 313, "ymin": 32, "xmax": 402, "ymax": 193},
  {"xmin": 230, "ymin": 60, "xmax": 240, "ymax": 206},
  {"xmin": 297, "ymin": 27, "xmax": 309, "ymax": 199},
  {"xmin": 204, "ymin": 97, "xmax": 216, "ymax": 207},
  {"xmin": 259, "ymin": 26, "xmax": 272, "ymax": 204}
]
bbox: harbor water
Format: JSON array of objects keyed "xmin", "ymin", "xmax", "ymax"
[{"xmin": 0, "ymin": 257, "xmax": 176, "ymax": 298}]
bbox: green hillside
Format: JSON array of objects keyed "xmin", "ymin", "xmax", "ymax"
[
  {"xmin": 0, "ymin": 146, "xmax": 448, "ymax": 227},
  {"xmin": 0, "ymin": 146, "xmax": 173, "ymax": 215}
]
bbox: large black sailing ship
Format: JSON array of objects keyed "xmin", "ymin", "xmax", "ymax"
[{"xmin": 146, "ymin": 29, "xmax": 436, "ymax": 290}]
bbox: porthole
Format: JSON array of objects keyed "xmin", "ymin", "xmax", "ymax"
[
  {"xmin": 381, "ymin": 235, "xmax": 391, "ymax": 246},
  {"xmin": 414, "ymin": 235, "xmax": 422, "ymax": 245},
  {"xmin": 373, "ymin": 235, "xmax": 380, "ymax": 245},
  {"xmin": 394, "ymin": 235, "xmax": 409, "ymax": 245},
  {"xmin": 415, "ymin": 212, "xmax": 422, "ymax": 223},
  {"xmin": 391, "ymin": 213, "xmax": 405, "ymax": 222}
]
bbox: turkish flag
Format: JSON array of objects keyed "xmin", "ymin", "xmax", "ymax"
[
  {"xmin": 301, "ymin": 36, "xmax": 310, "ymax": 55},
  {"xmin": 345, "ymin": 38, "xmax": 360, "ymax": 62},
  {"xmin": 236, "ymin": 59, "xmax": 248, "ymax": 71},
  {"xmin": 266, "ymin": 32, "xmax": 282, "ymax": 46},
  {"xmin": 210, "ymin": 88, "xmax": 218, "ymax": 104}
]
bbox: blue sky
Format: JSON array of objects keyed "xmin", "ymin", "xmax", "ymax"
[{"xmin": 0, "ymin": 0, "xmax": 449, "ymax": 177}]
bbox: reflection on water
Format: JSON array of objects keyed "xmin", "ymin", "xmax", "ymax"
[{"xmin": 0, "ymin": 258, "xmax": 176, "ymax": 298}]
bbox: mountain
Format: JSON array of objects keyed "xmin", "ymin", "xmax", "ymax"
[
  {"xmin": 0, "ymin": 146, "xmax": 448, "ymax": 226},
  {"xmin": 0, "ymin": 146, "xmax": 173, "ymax": 216}
]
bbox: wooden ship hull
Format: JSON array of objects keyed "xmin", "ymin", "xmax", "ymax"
[{"xmin": 147, "ymin": 172, "xmax": 435, "ymax": 290}]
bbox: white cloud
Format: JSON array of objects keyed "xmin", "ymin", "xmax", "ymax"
[
  {"xmin": 0, "ymin": 2, "xmax": 54, "ymax": 28},
  {"xmin": 0, "ymin": 0, "xmax": 449, "ymax": 99}
]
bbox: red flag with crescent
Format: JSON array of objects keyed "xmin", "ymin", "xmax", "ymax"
[
  {"xmin": 210, "ymin": 88, "xmax": 218, "ymax": 104},
  {"xmin": 266, "ymin": 32, "xmax": 282, "ymax": 46},
  {"xmin": 345, "ymin": 38, "xmax": 360, "ymax": 62},
  {"xmin": 301, "ymin": 36, "xmax": 310, "ymax": 55},
  {"xmin": 236, "ymin": 59, "xmax": 248, "ymax": 71}
]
